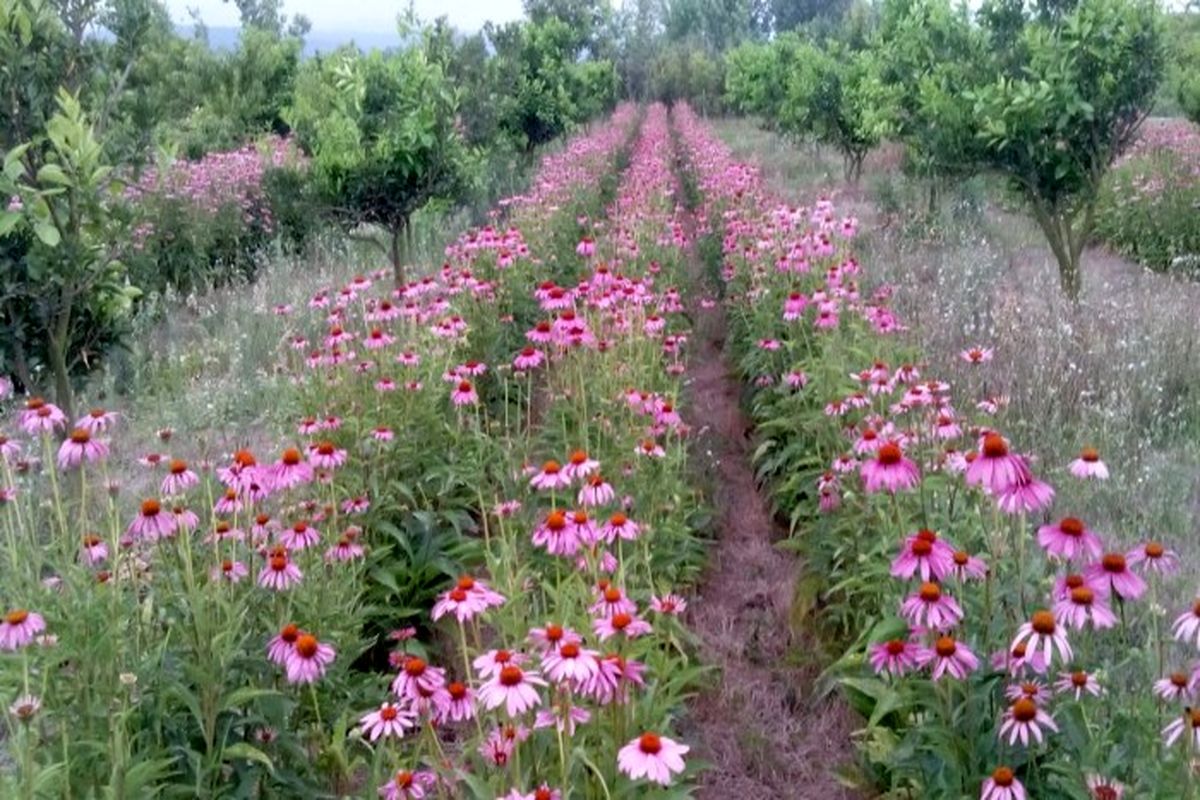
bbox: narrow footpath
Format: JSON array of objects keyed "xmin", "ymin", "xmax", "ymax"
[{"xmin": 677, "ymin": 200, "xmax": 860, "ymax": 797}]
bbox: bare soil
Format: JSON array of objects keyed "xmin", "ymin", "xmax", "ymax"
[{"xmin": 679, "ymin": 209, "xmax": 860, "ymax": 797}]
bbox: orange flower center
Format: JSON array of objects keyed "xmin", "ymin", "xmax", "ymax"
[
  {"xmin": 1145, "ymin": 542, "xmax": 1165, "ymax": 559},
  {"xmin": 282, "ymin": 448, "xmax": 302, "ymax": 465},
  {"xmin": 69, "ymin": 428, "xmax": 90, "ymax": 444},
  {"xmin": 5, "ymin": 609, "xmax": 29, "ymax": 625},
  {"xmin": 1070, "ymin": 587, "xmax": 1094, "ymax": 606},
  {"xmin": 1031, "ymin": 610, "xmax": 1056, "ymax": 635},
  {"xmin": 294, "ymin": 635, "xmax": 318, "ymax": 659},
  {"xmin": 911, "ymin": 539, "xmax": 933, "ymax": 557},
  {"xmin": 140, "ymin": 499, "xmax": 161, "ymax": 517},
  {"xmin": 885, "ymin": 640, "xmax": 906, "ymax": 656},
  {"xmin": 380, "ymin": 705, "xmax": 398, "ymax": 721},
  {"xmin": 1065, "ymin": 574, "xmax": 1084, "ymax": 590},
  {"xmin": 918, "ymin": 582, "xmax": 941, "ymax": 602},
  {"xmin": 404, "ymin": 658, "xmax": 427, "ymax": 677},
  {"xmin": 934, "ymin": 636, "xmax": 957, "ymax": 658},
  {"xmin": 1171, "ymin": 672, "xmax": 1189, "ymax": 688},
  {"xmin": 448, "ymin": 682, "xmax": 467, "ymax": 700},
  {"xmin": 953, "ymin": 551, "xmax": 969, "ymax": 566},
  {"xmin": 611, "ymin": 613, "xmax": 632, "ymax": 630},
  {"xmin": 1059, "ymin": 517, "xmax": 1084, "ymax": 537},
  {"xmin": 499, "ymin": 665, "xmax": 524, "ymax": 687},
  {"xmin": 1012, "ymin": 697, "xmax": 1037, "ymax": 722},
  {"xmin": 1071, "ymin": 671, "xmax": 1088, "ymax": 687},
  {"xmin": 991, "ymin": 767, "xmax": 1014, "ymax": 787},
  {"xmin": 456, "ymin": 576, "xmax": 476, "ymax": 591},
  {"xmin": 981, "ymin": 433, "xmax": 1008, "ymax": 458},
  {"xmin": 878, "ymin": 443, "xmax": 902, "ymax": 465},
  {"xmin": 1080, "ymin": 447, "xmax": 1099, "ymax": 462},
  {"xmin": 560, "ymin": 642, "xmax": 580, "ymax": 659},
  {"xmin": 547, "ymin": 511, "xmax": 567, "ymax": 531},
  {"xmin": 639, "ymin": 732, "xmax": 662, "ymax": 755}
]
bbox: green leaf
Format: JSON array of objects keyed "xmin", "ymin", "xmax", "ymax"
[
  {"xmin": 222, "ymin": 742, "xmax": 275, "ymax": 774},
  {"xmin": 36, "ymin": 163, "xmax": 70, "ymax": 187},
  {"xmin": 32, "ymin": 220, "xmax": 60, "ymax": 246},
  {"xmin": 0, "ymin": 211, "xmax": 20, "ymax": 238}
]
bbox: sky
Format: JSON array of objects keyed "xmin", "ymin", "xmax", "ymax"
[{"xmin": 165, "ymin": 0, "xmax": 528, "ymax": 33}]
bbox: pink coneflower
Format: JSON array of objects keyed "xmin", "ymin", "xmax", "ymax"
[
  {"xmin": 891, "ymin": 529, "xmax": 955, "ymax": 582},
  {"xmin": 994, "ymin": 467, "xmax": 1056, "ymax": 514},
  {"xmin": 617, "ymin": 732, "xmax": 689, "ymax": 786},
  {"xmin": 128, "ymin": 499, "xmax": 177, "ymax": 541},
  {"xmin": 950, "ymin": 550, "xmax": 988, "ymax": 581},
  {"xmin": 76, "ymin": 408, "xmax": 118, "ymax": 434},
  {"xmin": 391, "ymin": 656, "xmax": 446, "ymax": 700},
  {"xmin": 542, "ymin": 641, "xmax": 601, "ymax": 685},
  {"xmin": 478, "ymin": 665, "xmax": 547, "ymax": 717},
  {"xmin": 1086, "ymin": 553, "xmax": 1146, "ymax": 600},
  {"xmin": 363, "ymin": 328, "xmax": 395, "ymax": 350},
  {"xmin": 307, "ymin": 441, "xmax": 347, "ymax": 471},
  {"xmin": 532, "ymin": 510, "xmax": 579, "ymax": 556},
  {"xmin": 591, "ymin": 585, "xmax": 637, "ymax": 618},
  {"xmin": 921, "ymin": 635, "xmax": 979, "ymax": 680},
  {"xmin": 57, "ymin": 428, "xmax": 108, "ymax": 469},
  {"xmin": 80, "ymin": 533, "xmax": 108, "ymax": 565},
  {"xmin": 0, "ymin": 609, "xmax": 45, "ymax": 650},
  {"xmin": 1128, "ymin": 541, "xmax": 1179, "ymax": 576},
  {"xmin": 599, "ymin": 512, "xmax": 640, "ymax": 543},
  {"xmin": 635, "ymin": 439, "xmax": 665, "ymax": 458},
  {"xmin": 959, "ymin": 346, "xmax": 993, "ymax": 365},
  {"xmin": 576, "ymin": 236, "xmax": 595, "ymax": 257},
  {"xmin": 1005, "ymin": 680, "xmax": 1052, "ymax": 705},
  {"xmin": 271, "ymin": 448, "xmax": 313, "ymax": 490},
  {"xmin": 1163, "ymin": 708, "xmax": 1200, "ymax": 750},
  {"xmin": 377, "ymin": 770, "xmax": 437, "ymax": 800},
  {"xmin": 530, "ymin": 461, "xmax": 571, "ymax": 491},
  {"xmin": 593, "ymin": 611, "xmax": 652, "ymax": 641},
  {"xmin": 325, "ymin": 529, "xmax": 365, "ymax": 562},
  {"xmin": 651, "ymin": 594, "xmax": 687, "ymax": 616},
  {"xmin": 1069, "ymin": 447, "xmax": 1109, "ymax": 480},
  {"xmin": 451, "ymin": 380, "xmax": 478, "ymax": 406},
  {"xmin": 474, "ymin": 649, "xmax": 528, "ymax": 680},
  {"xmin": 1055, "ymin": 670, "xmax": 1102, "ymax": 700},
  {"xmin": 933, "ymin": 412, "xmax": 962, "ymax": 440},
  {"xmin": 19, "ymin": 398, "xmax": 66, "ymax": 435},
  {"xmin": 528, "ymin": 623, "xmax": 582, "ymax": 654},
  {"xmin": 563, "ymin": 450, "xmax": 599, "ymax": 481},
  {"xmin": 161, "ymin": 459, "xmax": 199, "ymax": 496},
  {"xmin": 981, "ymin": 767, "xmax": 1026, "ymax": 800},
  {"xmin": 432, "ymin": 585, "xmax": 489, "ymax": 623},
  {"xmin": 8, "ymin": 694, "xmax": 40, "ymax": 723},
  {"xmin": 1053, "ymin": 584, "xmax": 1116, "ymax": 630},
  {"xmin": 869, "ymin": 638, "xmax": 922, "ymax": 677},
  {"xmin": 1154, "ymin": 671, "xmax": 1195, "ymax": 702},
  {"xmin": 966, "ymin": 433, "xmax": 1030, "ymax": 494},
  {"xmin": 359, "ymin": 701, "xmax": 417, "ymax": 741},
  {"xmin": 1171, "ymin": 599, "xmax": 1200, "ymax": 646},
  {"xmin": 579, "ymin": 474, "xmax": 615, "ymax": 507},
  {"xmin": 258, "ymin": 548, "xmax": 303, "ymax": 591},
  {"xmin": 281, "ymin": 520, "xmax": 320, "ymax": 550},
  {"xmin": 513, "ymin": 347, "xmax": 545, "ymax": 371},
  {"xmin": 284, "ymin": 633, "xmax": 335, "ymax": 684},
  {"xmin": 438, "ymin": 681, "xmax": 476, "ymax": 723},
  {"xmin": 994, "ymin": 641, "xmax": 1049, "ymax": 676},
  {"xmin": 567, "ymin": 509, "xmax": 598, "ymax": 546},
  {"xmin": 999, "ymin": 696, "xmax": 1058, "ymax": 746},
  {"xmin": 211, "ymin": 559, "xmax": 249, "ymax": 583},
  {"xmin": 900, "ymin": 582, "xmax": 963, "ymax": 630},
  {"xmin": 0, "ymin": 434, "xmax": 20, "ymax": 462},
  {"xmin": 1084, "ymin": 775, "xmax": 1125, "ymax": 799},
  {"xmin": 173, "ymin": 505, "xmax": 199, "ymax": 531},
  {"xmin": 861, "ymin": 441, "xmax": 920, "ymax": 493},
  {"xmin": 1037, "ymin": 518, "xmax": 1103, "ymax": 562},
  {"xmin": 1012, "ymin": 610, "xmax": 1072, "ymax": 666}
]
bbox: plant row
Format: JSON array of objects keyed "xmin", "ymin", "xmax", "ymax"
[{"xmin": 674, "ymin": 101, "xmax": 1198, "ymax": 798}]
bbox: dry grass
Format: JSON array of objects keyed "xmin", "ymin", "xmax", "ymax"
[{"xmin": 709, "ymin": 114, "xmax": 1200, "ymax": 575}]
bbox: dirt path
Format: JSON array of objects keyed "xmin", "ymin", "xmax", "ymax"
[{"xmin": 678, "ymin": 210, "xmax": 860, "ymax": 797}]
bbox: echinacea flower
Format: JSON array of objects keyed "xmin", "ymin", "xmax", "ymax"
[
  {"xmin": 161, "ymin": 459, "xmax": 200, "ymax": 496},
  {"xmin": 1163, "ymin": 708, "xmax": 1200, "ymax": 750},
  {"xmin": 432, "ymin": 585, "xmax": 490, "ymax": 623},
  {"xmin": 1011, "ymin": 610, "xmax": 1072, "ymax": 666},
  {"xmin": 542, "ymin": 641, "xmax": 601, "ymax": 685},
  {"xmin": 1153, "ymin": 671, "xmax": 1195, "ymax": 702},
  {"xmin": 80, "ymin": 533, "xmax": 108, "ymax": 565},
  {"xmin": 1054, "ymin": 670, "xmax": 1102, "ymax": 700},
  {"xmin": 960, "ymin": 346, "xmax": 993, "ymax": 365},
  {"xmin": 76, "ymin": 408, "xmax": 118, "ymax": 434},
  {"xmin": 1085, "ymin": 553, "xmax": 1146, "ymax": 601},
  {"xmin": 359, "ymin": 701, "xmax": 417, "ymax": 741},
  {"xmin": 530, "ymin": 461, "xmax": 570, "ymax": 491},
  {"xmin": 377, "ymin": 769, "xmax": 436, "ymax": 800},
  {"xmin": 128, "ymin": 499, "xmax": 177, "ymax": 541},
  {"xmin": 1037, "ymin": 518, "xmax": 1103, "ymax": 562},
  {"xmin": 478, "ymin": 665, "xmax": 547, "ymax": 717},
  {"xmin": 211, "ymin": 559, "xmax": 249, "ymax": 583},
  {"xmin": 1053, "ymin": 584, "xmax": 1116, "ymax": 630},
  {"xmin": 267, "ymin": 624, "xmax": 301, "ymax": 665},
  {"xmin": 651, "ymin": 594, "xmax": 687, "ymax": 616},
  {"xmin": 861, "ymin": 441, "xmax": 920, "ymax": 494},
  {"xmin": 1085, "ymin": 775, "xmax": 1125, "ymax": 799},
  {"xmin": 921, "ymin": 635, "xmax": 979, "ymax": 680},
  {"xmin": 57, "ymin": 428, "xmax": 109, "ymax": 469},
  {"xmin": 258, "ymin": 549, "xmax": 303, "ymax": 591},
  {"xmin": 617, "ymin": 732, "xmax": 689, "ymax": 786},
  {"xmin": 869, "ymin": 638, "xmax": 922, "ymax": 677},
  {"xmin": 19, "ymin": 398, "xmax": 66, "ymax": 435},
  {"xmin": 391, "ymin": 657, "xmax": 446, "ymax": 700},
  {"xmin": 437, "ymin": 681, "xmax": 476, "ymax": 723},
  {"xmin": 950, "ymin": 550, "xmax": 988, "ymax": 581},
  {"xmin": 900, "ymin": 582, "xmax": 963, "ymax": 631},
  {"xmin": 451, "ymin": 380, "xmax": 478, "ymax": 406},
  {"xmin": 531, "ymin": 510, "xmax": 579, "ymax": 556},
  {"xmin": 281, "ymin": 520, "xmax": 320, "ymax": 550},
  {"xmin": 966, "ymin": 433, "xmax": 1030, "ymax": 494},
  {"xmin": 1069, "ymin": 447, "xmax": 1109, "ymax": 480},
  {"xmin": 271, "ymin": 448, "xmax": 313, "ymax": 490},
  {"xmin": 563, "ymin": 450, "xmax": 599, "ymax": 481},
  {"xmin": 999, "ymin": 696, "xmax": 1058, "ymax": 746},
  {"xmin": 284, "ymin": 633, "xmax": 335, "ymax": 684},
  {"xmin": 981, "ymin": 766, "xmax": 1026, "ymax": 800},
  {"xmin": 1128, "ymin": 541, "xmax": 1179, "ymax": 576},
  {"xmin": 600, "ymin": 512, "xmax": 640, "ymax": 543},
  {"xmin": 8, "ymin": 694, "xmax": 40, "ymax": 722},
  {"xmin": 890, "ymin": 529, "xmax": 955, "ymax": 582},
  {"xmin": 307, "ymin": 441, "xmax": 347, "ymax": 471},
  {"xmin": 0, "ymin": 609, "xmax": 45, "ymax": 650},
  {"xmin": 994, "ymin": 468, "xmax": 1055, "ymax": 514},
  {"xmin": 1172, "ymin": 600, "xmax": 1200, "ymax": 647}
]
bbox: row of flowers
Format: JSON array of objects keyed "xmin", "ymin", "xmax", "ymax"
[
  {"xmin": 674, "ymin": 102, "xmax": 1195, "ymax": 798},
  {"xmin": 0, "ymin": 103, "xmax": 719, "ymax": 797}
]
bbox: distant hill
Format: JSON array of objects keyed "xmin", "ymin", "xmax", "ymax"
[{"xmin": 176, "ymin": 24, "xmax": 403, "ymax": 56}]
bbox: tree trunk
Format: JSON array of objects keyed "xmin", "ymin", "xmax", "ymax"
[
  {"xmin": 927, "ymin": 180, "xmax": 939, "ymax": 216},
  {"xmin": 1030, "ymin": 203, "xmax": 1083, "ymax": 304},
  {"xmin": 390, "ymin": 219, "xmax": 407, "ymax": 286}
]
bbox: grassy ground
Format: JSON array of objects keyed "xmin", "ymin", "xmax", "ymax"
[{"xmin": 710, "ymin": 115, "xmax": 1200, "ymax": 569}]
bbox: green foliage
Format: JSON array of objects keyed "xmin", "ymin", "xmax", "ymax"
[
  {"xmin": 1170, "ymin": 13, "xmax": 1200, "ymax": 123},
  {"xmin": 287, "ymin": 31, "xmax": 475, "ymax": 280},
  {"xmin": 971, "ymin": 0, "xmax": 1164, "ymax": 299},
  {"xmin": 0, "ymin": 91, "xmax": 133, "ymax": 414},
  {"xmin": 647, "ymin": 41, "xmax": 726, "ymax": 114}
]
